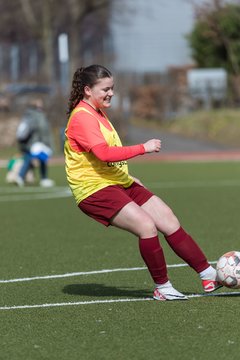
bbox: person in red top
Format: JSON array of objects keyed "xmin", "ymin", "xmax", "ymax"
[{"xmin": 65, "ymin": 64, "xmax": 222, "ymax": 301}]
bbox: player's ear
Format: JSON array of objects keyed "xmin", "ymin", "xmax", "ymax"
[{"xmin": 84, "ymin": 85, "xmax": 92, "ymax": 97}]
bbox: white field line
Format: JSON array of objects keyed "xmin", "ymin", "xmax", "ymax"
[
  {"xmin": 0, "ymin": 291, "xmax": 240, "ymax": 311},
  {"xmin": 0, "ymin": 192, "xmax": 71, "ymax": 202},
  {"xmin": 0, "ymin": 261, "xmax": 238, "ymax": 312},
  {"xmin": 148, "ymin": 180, "xmax": 240, "ymax": 189},
  {"xmin": 0, "ymin": 179, "xmax": 240, "ymax": 202},
  {"xmin": 0, "ymin": 261, "xmax": 217, "ymax": 284},
  {"xmin": 0, "ymin": 187, "xmax": 72, "ymax": 202},
  {"xmin": 0, "ymin": 186, "xmax": 68, "ymax": 193},
  {"xmin": 0, "ymin": 266, "xmax": 147, "ymax": 283}
]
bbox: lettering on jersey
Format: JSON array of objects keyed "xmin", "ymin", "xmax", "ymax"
[{"xmin": 107, "ymin": 161, "xmax": 127, "ymax": 168}]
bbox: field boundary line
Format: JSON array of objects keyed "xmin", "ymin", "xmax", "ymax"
[
  {"xmin": 50, "ymin": 153, "xmax": 240, "ymax": 163},
  {"xmin": 0, "ymin": 291, "xmax": 239, "ymax": 311},
  {"xmin": 0, "ymin": 261, "xmax": 217, "ymax": 284},
  {"xmin": 129, "ymin": 151, "xmax": 240, "ymax": 162},
  {"xmin": 1, "ymin": 152, "xmax": 240, "ymax": 171},
  {"xmin": 148, "ymin": 179, "xmax": 240, "ymax": 189},
  {"xmin": 0, "ymin": 186, "xmax": 69, "ymax": 193},
  {"xmin": 1, "ymin": 178, "xmax": 240, "ymax": 203},
  {"xmin": 0, "ymin": 188, "xmax": 71, "ymax": 202},
  {"xmin": 49, "ymin": 153, "xmax": 240, "ymax": 163}
]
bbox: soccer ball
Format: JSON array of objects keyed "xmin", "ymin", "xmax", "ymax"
[{"xmin": 216, "ymin": 251, "xmax": 240, "ymax": 289}]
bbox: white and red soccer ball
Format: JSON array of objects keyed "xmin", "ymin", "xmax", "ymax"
[{"xmin": 216, "ymin": 251, "xmax": 240, "ymax": 289}]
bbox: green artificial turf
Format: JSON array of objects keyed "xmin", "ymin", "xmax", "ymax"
[{"xmin": 0, "ymin": 160, "xmax": 240, "ymax": 359}]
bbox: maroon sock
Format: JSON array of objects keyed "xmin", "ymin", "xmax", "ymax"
[
  {"xmin": 165, "ymin": 227, "xmax": 209, "ymax": 273},
  {"xmin": 139, "ymin": 236, "xmax": 168, "ymax": 285}
]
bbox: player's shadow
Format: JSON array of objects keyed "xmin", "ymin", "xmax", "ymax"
[
  {"xmin": 184, "ymin": 291, "xmax": 240, "ymax": 298},
  {"xmin": 203, "ymin": 291, "xmax": 240, "ymax": 298},
  {"xmin": 62, "ymin": 283, "xmax": 151, "ymax": 298}
]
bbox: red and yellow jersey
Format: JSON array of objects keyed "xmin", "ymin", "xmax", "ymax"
[{"xmin": 64, "ymin": 101, "xmax": 133, "ymax": 204}]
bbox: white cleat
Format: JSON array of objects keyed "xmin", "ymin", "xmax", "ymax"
[
  {"xmin": 40, "ymin": 179, "xmax": 55, "ymax": 187},
  {"xmin": 14, "ymin": 176, "xmax": 24, "ymax": 187},
  {"xmin": 153, "ymin": 285, "xmax": 188, "ymax": 301}
]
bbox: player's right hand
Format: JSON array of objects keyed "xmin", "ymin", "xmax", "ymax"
[{"xmin": 143, "ymin": 139, "xmax": 161, "ymax": 153}]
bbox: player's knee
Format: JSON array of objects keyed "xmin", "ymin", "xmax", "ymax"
[
  {"xmin": 165, "ymin": 207, "xmax": 179, "ymax": 224},
  {"xmin": 138, "ymin": 217, "xmax": 157, "ymax": 238},
  {"xmin": 164, "ymin": 208, "xmax": 180, "ymax": 234}
]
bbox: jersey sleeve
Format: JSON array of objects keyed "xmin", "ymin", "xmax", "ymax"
[
  {"xmin": 69, "ymin": 111, "xmax": 107, "ymax": 151},
  {"xmin": 91, "ymin": 142, "xmax": 145, "ymax": 161}
]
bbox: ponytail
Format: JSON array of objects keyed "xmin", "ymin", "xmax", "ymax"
[{"xmin": 67, "ymin": 67, "xmax": 85, "ymax": 116}]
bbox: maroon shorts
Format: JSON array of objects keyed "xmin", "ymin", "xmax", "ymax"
[{"xmin": 78, "ymin": 182, "xmax": 154, "ymax": 226}]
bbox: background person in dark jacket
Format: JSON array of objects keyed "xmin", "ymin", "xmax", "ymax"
[{"xmin": 15, "ymin": 98, "xmax": 55, "ymax": 187}]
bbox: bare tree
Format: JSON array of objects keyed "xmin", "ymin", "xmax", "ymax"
[
  {"xmin": 67, "ymin": 0, "xmax": 112, "ymax": 76},
  {"xmin": 0, "ymin": 0, "xmax": 112, "ymax": 84}
]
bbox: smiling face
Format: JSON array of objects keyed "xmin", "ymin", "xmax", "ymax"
[{"xmin": 83, "ymin": 77, "xmax": 114, "ymax": 110}]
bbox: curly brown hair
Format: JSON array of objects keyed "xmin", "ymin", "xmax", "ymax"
[{"xmin": 67, "ymin": 64, "xmax": 112, "ymax": 116}]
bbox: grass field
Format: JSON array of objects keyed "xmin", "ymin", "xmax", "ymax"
[{"xmin": 0, "ymin": 159, "xmax": 240, "ymax": 359}]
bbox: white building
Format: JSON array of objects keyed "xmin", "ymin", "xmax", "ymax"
[{"xmin": 111, "ymin": 0, "xmax": 208, "ymax": 73}]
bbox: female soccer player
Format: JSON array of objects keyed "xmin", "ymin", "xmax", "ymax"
[{"xmin": 64, "ymin": 64, "xmax": 221, "ymax": 301}]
